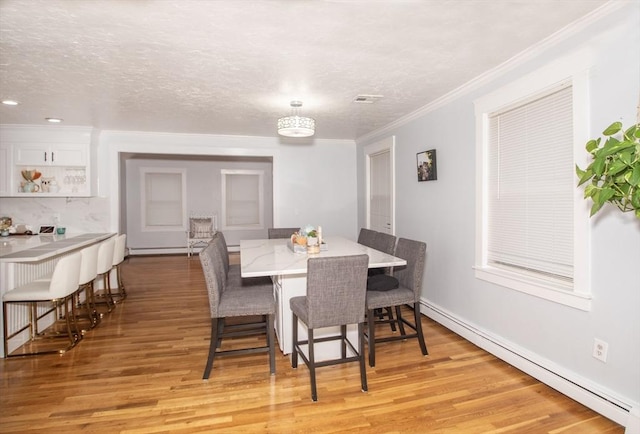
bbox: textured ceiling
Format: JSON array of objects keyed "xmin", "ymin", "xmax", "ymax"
[{"xmin": 0, "ymin": 0, "xmax": 610, "ymax": 140}]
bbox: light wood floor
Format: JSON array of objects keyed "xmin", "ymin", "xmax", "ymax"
[{"xmin": 0, "ymin": 254, "xmax": 624, "ymax": 433}]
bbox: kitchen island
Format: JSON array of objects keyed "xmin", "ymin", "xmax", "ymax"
[
  {"xmin": 0, "ymin": 232, "xmax": 115, "ymax": 357},
  {"xmin": 240, "ymin": 236, "xmax": 407, "ymax": 358}
]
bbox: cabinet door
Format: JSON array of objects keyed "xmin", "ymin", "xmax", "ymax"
[
  {"xmin": 14, "ymin": 144, "xmax": 48, "ymax": 165},
  {"xmin": 50, "ymin": 144, "xmax": 86, "ymax": 166}
]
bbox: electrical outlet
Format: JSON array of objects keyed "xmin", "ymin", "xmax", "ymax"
[{"xmin": 593, "ymin": 338, "xmax": 608, "ymax": 362}]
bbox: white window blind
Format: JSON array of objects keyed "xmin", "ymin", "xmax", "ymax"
[
  {"xmin": 142, "ymin": 170, "xmax": 185, "ymax": 229},
  {"xmin": 222, "ymin": 170, "xmax": 264, "ymax": 229},
  {"xmin": 487, "ymin": 85, "xmax": 574, "ymax": 283}
]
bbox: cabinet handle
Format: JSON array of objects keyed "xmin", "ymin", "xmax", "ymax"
[
  {"xmin": 51, "ymin": 152, "xmax": 54, "ymax": 163},
  {"xmin": 44, "ymin": 152, "xmax": 47, "ymax": 162}
]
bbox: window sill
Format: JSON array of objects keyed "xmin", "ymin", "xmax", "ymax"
[{"xmin": 474, "ymin": 266, "xmax": 591, "ymax": 311}]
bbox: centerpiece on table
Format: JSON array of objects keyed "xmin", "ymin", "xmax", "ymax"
[{"xmin": 289, "ymin": 224, "xmax": 323, "ymax": 254}]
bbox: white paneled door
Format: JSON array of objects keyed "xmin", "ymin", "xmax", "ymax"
[{"xmin": 365, "ymin": 137, "xmax": 394, "ymax": 235}]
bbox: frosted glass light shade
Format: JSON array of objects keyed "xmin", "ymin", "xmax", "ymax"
[{"xmin": 277, "ymin": 115, "xmax": 315, "ymax": 137}]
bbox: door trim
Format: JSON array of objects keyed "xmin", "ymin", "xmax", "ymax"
[{"xmin": 364, "ymin": 136, "xmax": 395, "ymax": 234}]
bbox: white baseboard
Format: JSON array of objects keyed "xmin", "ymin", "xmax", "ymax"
[
  {"xmin": 128, "ymin": 247, "xmax": 188, "ymax": 256},
  {"xmin": 421, "ymin": 300, "xmax": 637, "ymax": 429}
]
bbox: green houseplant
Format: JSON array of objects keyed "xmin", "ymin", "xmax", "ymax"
[{"xmin": 576, "ymin": 121, "xmax": 640, "ymax": 219}]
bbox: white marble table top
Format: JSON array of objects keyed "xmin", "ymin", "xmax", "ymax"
[
  {"xmin": 240, "ymin": 235, "xmax": 407, "ymax": 278},
  {"xmin": 0, "ymin": 233, "xmax": 115, "ymax": 262}
]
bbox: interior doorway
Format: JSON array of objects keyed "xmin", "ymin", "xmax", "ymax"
[{"xmin": 364, "ymin": 136, "xmax": 395, "ymax": 235}]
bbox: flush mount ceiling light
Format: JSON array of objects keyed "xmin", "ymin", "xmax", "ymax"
[
  {"xmin": 45, "ymin": 117, "xmax": 63, "ymax": 123},
  {"xmin": 2, "ymin": 100, "xmax": 19, "ymax": 106},
  {"xmin": 277, "ymin": 101, "xmax": 315, "ymax": 138}
]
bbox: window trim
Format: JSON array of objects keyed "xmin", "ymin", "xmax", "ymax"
[
  {"xmin": 474, "ymin": 53, "xmax": 592, "ymax": 311},
  {"xmin": 139, "ymin": 167, "xmax": 187, "ymax": 232},
  {"xmin": 220, "ymin": 169, "xmax": 264, "ymax": 231}
]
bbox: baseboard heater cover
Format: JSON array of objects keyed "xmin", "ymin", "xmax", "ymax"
[{"xmin": 420, "ymin": 299, "xmax": 638, "ymax": 430}]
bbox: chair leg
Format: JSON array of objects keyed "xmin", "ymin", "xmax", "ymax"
[
  {"xmin": 340, "ymin": 324, "xmax": 347, "ymax": 359},
  {"xmin": 395, "ymin": 305, "xmax": 407, "ymax": 336},
  {"xmin": 291, "ymin": 312, "xmax": 299, "ymax": 369},
  {"xmin": 308, "ymin": 328, "xmax": 317, "ymax": 402},
  {"xmin": 114, "ymin": 264, "xmax": 127, "ymax": 300},
  {"xmin": 267, "ymin": 314, "xmax": 275, "ymax": 375},
  {"xmin": 358, "ymin": 322, "xmax": 368, "ymax": 393},
  {"xmin": 367, "ymin": 308, "xmax": 376, "ymax": 367},
  {"xmin": 386, "ymin": 307, "xmax": 397, "ymax": 332},
  {"xmin": 413, "ymin": 303, "xmax": 428, "ymax": 356},
  {"xmin": 203, "ymin": 318, "xmax": 221, "ymax": 379}
]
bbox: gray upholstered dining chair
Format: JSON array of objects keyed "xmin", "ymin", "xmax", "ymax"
[
  {"xmin": 365, "ymin": 237, "xmax": 428, "ymax": 367},
  {"xmin": 200, "ymin": 240, "xmax": 276, "ymax": 379},
  {"xmin": 360, "ymin": 229, "xmax": 397, "ymax": 329},
  {"xmin": 212, "ymin": 232, "xmax": 272, "ymax": 290},
  {"xmin": 357, "ymin": 228, "xmax": 377, "ymax": 246},
  {"xmin": 290, "ymin": 254, "xmax": 369, "ymax": 401},
  {"xmin": 268, "ymin": 227, "xmax": 299, "ymax": 239}
]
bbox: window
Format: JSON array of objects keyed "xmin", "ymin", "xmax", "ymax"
[
  {"xmin": 474, "ymin": 56, "xmax": 591, "ymax": 311},
  {"xmin": 221, "ymin": 170, "xmax": 264, "ymax": 229},
  {"xmin": 140, "ymin": 167, "xmax": 186, "ymax": 231}
]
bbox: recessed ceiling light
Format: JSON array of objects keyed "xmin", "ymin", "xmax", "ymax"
[
  {"xmin": 2, "ymin": 100, "xmax": 19, "ymax": 106},
  {"xmin": 45, "ymin": 118, "xmax": 63, "ymax": 123}
]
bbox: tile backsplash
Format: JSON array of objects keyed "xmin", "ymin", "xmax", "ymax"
[{"xmin": 0, "ymin": 197, "xmax": 111, "ymax": 233}]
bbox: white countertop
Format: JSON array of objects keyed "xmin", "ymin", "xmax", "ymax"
[
  {"xmin": 240, "ymin": 235, "xmax": 407, "ymax": 278},
  {"xmin": 0, "ymin": 233, "xmax": 115, "ymax": 262}
]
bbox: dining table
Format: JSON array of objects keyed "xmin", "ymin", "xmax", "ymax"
[{"xmin": 240, "ymin": 235, "xmax": 407, "ymax": 359}]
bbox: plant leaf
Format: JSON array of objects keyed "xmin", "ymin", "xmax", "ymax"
[
  {"xmin": 607, "ymin": 159, "xmax": 628, "ymax": 176},
  {"xmin": 603, "ymin": 121, "xmax": 622, "ymax": 136},
  {"xmin": 592, "ymin": 156, "xmax": 606, "ymax": 176},
  {"xmin": 599, "ymin": 187, "xmax": 616, "ymax": 203},
  {"xmin": 631, "ymin": 188, "xmax": 640, "ymax": 209},
  {"xmin": 585, "ymin": 138, "xmax": 599, "ymax": 153},
  {"xmin": 584, "ymin": 183, "xmax": 597, "ymax": 198},
  {"xmin": 630, "ymin": 164, "xmax": 640, "ymax": 186}
]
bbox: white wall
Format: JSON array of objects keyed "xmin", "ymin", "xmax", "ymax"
[
  {"xmin": 100, "ymin": 131, "xmax": 359, "ymax": 240},
  {"xmin": 357, "ymin": 2, "xmax": 639, "ymax": 426}
]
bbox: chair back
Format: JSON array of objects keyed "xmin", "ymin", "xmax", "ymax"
[
  {"xmin": 96, "ymin": 237, "xmax": 116, "ymax": 275},
  {"xmin": 371, "ymin": 231, "xmax": 396, "ymax": 255},
  {"xmin": 357, "ymin": 228, "xmax": 376, "ymax": 247},
  {"xmin": 393, "ymin": 238, "xmax": 426, "ymax": 302},
  {"xmin": 189, "ymin": 215, "xmax": 216, "ymax": 239},
  {"xmin": 78, "ymin": 243, "xmax": 100, "ymax": 286},
  {"xmin": 268, "ymin": 227, "xmax": 299, "ymax": 239},
  {"xmin": 212, "ymin": 232, "xmax": 230, "ymax": 277},
  {"xmin": 305, "ymin": 254, "xmax": 369, "ymax": 329},
  {"xmin": 49, "ymin": 252, "xmax": 82, "ymax": 298},
  {"xmin": 112, "ymin": 233, "xmax": 127, "ymax": 266},
  {"xmin": 200, "ymin": 241, "xmax": 224, "ymax": 318}
]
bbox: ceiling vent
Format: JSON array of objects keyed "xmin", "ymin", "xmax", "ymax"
[{"xmin": 353, "ymin": 94, "xmax": 384, "ymax": 104}]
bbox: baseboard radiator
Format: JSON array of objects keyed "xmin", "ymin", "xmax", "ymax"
[{"xmin": 420, "ymin": 299, "xmax": 639, "ymax": 431}]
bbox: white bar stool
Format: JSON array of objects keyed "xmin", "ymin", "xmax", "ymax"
[
  {"xmin": 93, "ymin": 237, "xmax": 116, "ymax": 314},
  {"xmin": 75, "ymin": 243, "xmax": 101, "ymax": 330},
  {"xmin": 2, "ymin": 252, "xmax": 83, "ymax": 357},
  {"xmin": 110, "ymin": 234, "xmax": 127, "ymax": 302}
]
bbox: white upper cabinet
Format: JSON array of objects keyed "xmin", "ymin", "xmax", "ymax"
[{"xmin": 14, "ymin": 143, "xmax": 87, "ymax": 167}]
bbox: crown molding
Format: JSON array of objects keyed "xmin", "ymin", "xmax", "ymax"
[{"xmin": 356, "ymin": 0, "xmax": 629, "ymax": 145}]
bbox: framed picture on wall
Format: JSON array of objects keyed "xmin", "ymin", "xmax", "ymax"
[{"xmin": 417, "ymin": 149, "xmax": 437, "ymax": 182}]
